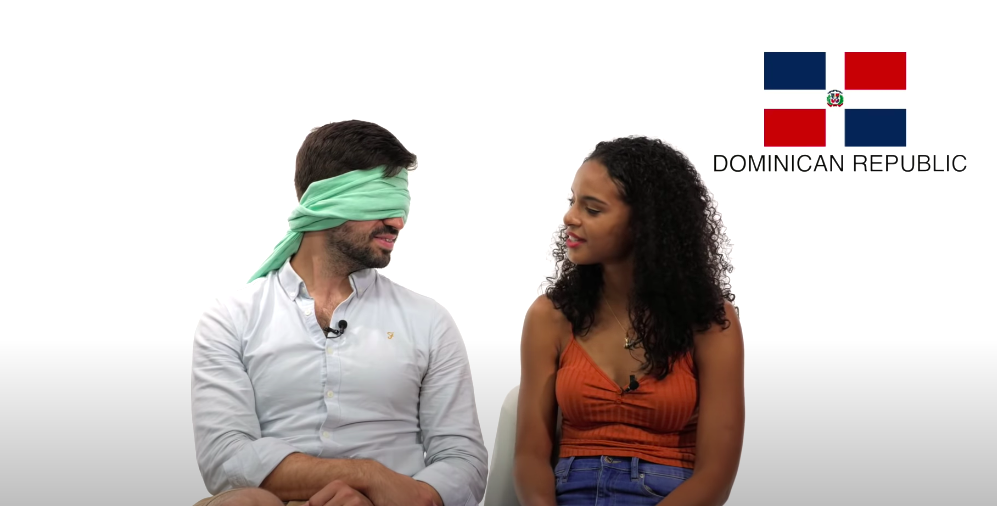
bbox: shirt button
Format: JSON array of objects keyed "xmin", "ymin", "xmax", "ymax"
[
  {"xmin": 322, "ymin": 431, "xmax": 330, "ymax": 439},
  {"xmin": 326, "ymin": 347, "xmax": 333, "ymax": 355},
  {"xmin": 304, "ymin": 310, "xmax": 312, "ymax": 316},
  {"xmin": 326, "ymin": 391, "xmax": 334, "ymax": 398}
]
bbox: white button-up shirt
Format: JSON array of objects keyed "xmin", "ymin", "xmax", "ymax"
[{"xmin": 191, "ymin": 260, "xmax": 488, "ymax": 505}]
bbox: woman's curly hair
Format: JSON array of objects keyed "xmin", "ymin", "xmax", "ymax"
[{"xmin": 545, "ymin": 136, "xmax": 735, "ymax": 379}]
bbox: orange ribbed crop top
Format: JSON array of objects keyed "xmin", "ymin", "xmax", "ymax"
[{"xmin": 555, "ymin": 337, "xmax": 699, "ymax": 468}]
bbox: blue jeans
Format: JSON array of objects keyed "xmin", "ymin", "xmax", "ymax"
[{"xmin": 554, "ymin": 456, "xmax": 693, "ymax": 506}]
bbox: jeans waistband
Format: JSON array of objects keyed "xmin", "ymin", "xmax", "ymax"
[{"xmin": 556, "ymin": 456, "xmax": 692, "ymax": 480}]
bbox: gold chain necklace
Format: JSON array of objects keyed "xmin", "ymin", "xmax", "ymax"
[{"xmin": 603, "ymin": 293, "xmax": 634, "ymax": 349}]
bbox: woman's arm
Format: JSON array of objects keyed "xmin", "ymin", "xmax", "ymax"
[
  {"xmin": 513, "ymin": 295, "xmax": 566, "ymax": 506},
  {"xmin": 658, "ymin": 301, "xmax": 745, "ymax": 506}
]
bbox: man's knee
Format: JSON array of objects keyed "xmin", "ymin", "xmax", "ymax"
[{"xmin": 195, "ymin": 488, "xmax": 284, "ymax": 506}]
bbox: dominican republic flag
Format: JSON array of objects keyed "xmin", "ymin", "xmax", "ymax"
[{"xmin": 763, "ymin": 52, "xmax": 906, "ymax": 147}]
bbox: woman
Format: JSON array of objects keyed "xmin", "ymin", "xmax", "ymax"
[{"xmin": 514, "ymin": 136, "xmax": 744, "ymax": 506}]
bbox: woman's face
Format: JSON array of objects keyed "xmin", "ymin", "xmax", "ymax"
[{"xmin": 563, "ymin": 159, "xmax": 633, "ymax": 266}]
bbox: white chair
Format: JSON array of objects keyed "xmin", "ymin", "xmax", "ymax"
[{"xmin": 482, "ymin": 386, "xmax": 561, "ymax": 506}]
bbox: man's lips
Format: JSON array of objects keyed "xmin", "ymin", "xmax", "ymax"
[{"xmin": 373, "ymin": 234, "xmax": 397, "ymax": 249}]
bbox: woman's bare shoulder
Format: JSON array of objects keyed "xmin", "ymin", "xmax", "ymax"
[{"xmin": 523, "ymin": 294, "xmax": 572, "ymax": 352}]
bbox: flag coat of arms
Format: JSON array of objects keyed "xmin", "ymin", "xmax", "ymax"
[{"xmin": 763, "ymin": 52, "xmax": 906, "ymax": 147}]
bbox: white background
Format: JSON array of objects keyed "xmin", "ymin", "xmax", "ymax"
[{"xmin": 1, "ymin": 1, "xmax": 994, "ymax": 504}]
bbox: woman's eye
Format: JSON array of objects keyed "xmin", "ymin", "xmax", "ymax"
[{"xmin": 568, "ymin": 198, "xmax": 599, "ymax": 215}]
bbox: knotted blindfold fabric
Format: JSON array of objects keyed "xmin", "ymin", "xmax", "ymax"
[{"xmin": 248, "ymin": 166, "xmax": 410, "ymax": 282}]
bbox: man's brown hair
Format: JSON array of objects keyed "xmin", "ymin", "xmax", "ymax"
[{"xmin": 294, "ymin": 120, "xmax": 417, "ymax": 199}]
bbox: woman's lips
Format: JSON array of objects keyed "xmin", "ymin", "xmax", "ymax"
[{"xmin": 566, "ymin": 232, "xmax": 586, "ymax": 248}]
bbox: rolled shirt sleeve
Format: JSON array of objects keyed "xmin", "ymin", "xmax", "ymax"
[
  {"xmin": 412, "ymin": 305, "xmax": 489, "ymax": 506},
  {"xmin": 191, "ymin": 298, "xmax": 298, "ymax": 494}
]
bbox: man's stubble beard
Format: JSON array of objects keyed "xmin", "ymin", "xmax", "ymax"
[{"xmin": 325, "ymin": 224, "xmax": 393, "ymax": 272}]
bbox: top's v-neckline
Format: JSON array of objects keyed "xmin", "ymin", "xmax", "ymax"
[{"xmin": 567, "ymin": 336, "xmax": 652, "ymax": 391}]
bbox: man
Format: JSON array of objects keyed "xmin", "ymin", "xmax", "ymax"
[{"xmin": 191, "ymin": 120, "xmax": 488, "ymax": 506}]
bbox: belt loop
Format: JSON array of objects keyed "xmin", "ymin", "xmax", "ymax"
[
  {"xmin": 562, "ymin": 456, "xmax": 575, "ymax": 482},
  {"xmin": 631, "ymin": 457, "xmax": 640, "ymax": 480}
]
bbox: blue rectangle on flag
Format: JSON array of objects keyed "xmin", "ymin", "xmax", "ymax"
[
  {"xmin": 764, "ymin": 52, "xmax": 826, "ymax": 90},
  {"xmin": 845, "ymin": 109, "xmax": 907, "ymax": 147}
]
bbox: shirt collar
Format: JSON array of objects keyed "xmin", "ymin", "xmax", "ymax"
[
  {"xmin": 349, "ymin": 268, "xmax": 377, "ymax": 299},
  {"xmin": 278, "ymin": 258, "xmax": 377, "ymax": 300}
]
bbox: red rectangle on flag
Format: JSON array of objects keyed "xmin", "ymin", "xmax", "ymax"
[
  {"xmin": 764, "ymin": 109, "xmax": 825, "ymax": 147},
  {"xmin": 845, "ymin": 52, "xmax": 906, "ymax": 90}
]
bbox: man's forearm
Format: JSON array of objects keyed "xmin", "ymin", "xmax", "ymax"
[
  {"xmin": 260, "ymin": 452, "xmax": 382, "ymax": 501},
  {"xmin": 415, "ymin": 481, "xmax": 444, "ymax": 505}
]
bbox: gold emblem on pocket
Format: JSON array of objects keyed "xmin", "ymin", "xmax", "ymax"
[{"xmin": 387, "ymin": 332, "xmax": 394, "ymax": 339}]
